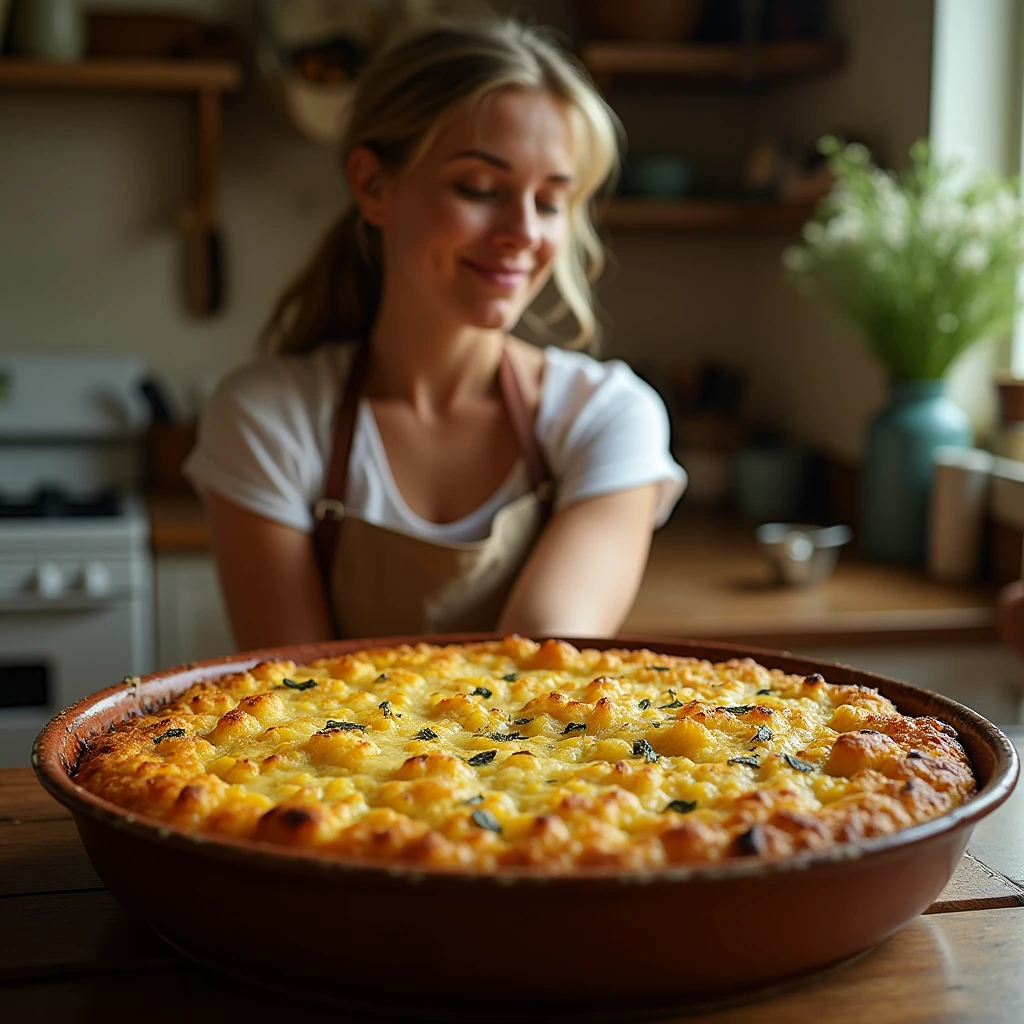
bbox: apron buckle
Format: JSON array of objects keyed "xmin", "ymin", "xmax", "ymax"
[{"xmin": 314, "ymin": 498, "xmax": 346, "ymax": 522}]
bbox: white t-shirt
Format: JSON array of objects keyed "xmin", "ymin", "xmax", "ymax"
[{"xmin": 184, "ymin": 343, "xmax": 687, "ymax": 542}]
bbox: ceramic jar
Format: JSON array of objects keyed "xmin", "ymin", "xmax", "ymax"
[{"xmin": 861, "ymin": 380, "xmax": 971, "ymax": 563}]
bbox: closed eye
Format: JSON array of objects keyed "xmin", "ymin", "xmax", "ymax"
[{"xmin": 455, "ymin": 184, "xmax": 496, "ymax": 200}]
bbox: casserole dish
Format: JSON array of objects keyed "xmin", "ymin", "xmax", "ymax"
[{"xmin": 33, "ymin": 635, "xmax": 1019, "ymax": 1021}]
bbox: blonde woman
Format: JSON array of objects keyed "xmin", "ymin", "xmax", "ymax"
[{"xmin": 185, "ymin": 18, "xmax": 686, "ymax": 648}]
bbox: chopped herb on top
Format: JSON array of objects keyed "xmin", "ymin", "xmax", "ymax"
[
  {"xmin": 472, "ymin": 686, "xmax": 493, "ymax": 699},
  {"xmin": 751, "ymin": 725, "xmax": 772, "ymax": 743},
  {"xmin": 513, "ymin": 717, "xmax": 533, "ymax": 726},
  {"xmin": 651, "ymin": 666, "xmax": 670, "ymax": 672},
  {"xmin": 562, "ymin": 722, "xmax": 586, "ymax": 735},
  {"xmin": 501, "ymin": 673, "xmax": 518, "ymax": 682},
  {"xmin": 659, "ymin": 688, "xmax": 684, "ymax": 709},
  {"xmin": 665, "ymin": 799, "xmax": 697, "ymax": 814},
  {"xmin": 638, "ymin": 699, "xmax": 652, "ymax": 711},
  {"xmin": 282, "ymin": 678, "xmax": 317, "ymax": 691},
  {"xmin": 632, "ymin": 738, "xmax": 658, "ymax": 763},
  {"xmin": 728, "ymin": 755, "xmax": 760, "ymax": 768},
  {"xmin": 378, "ymin": 700, "xmax": 401, "ymax": 718},
  {"xmin": 488, "ymin": 731, "xmax": 523, "ymax": 742},
  {"xmin": 413, "ymin": 727, "xmax": 438, "ymax": 741},
  {"xmin": 467, "ymin": 750, "xmax": 497, "ymax": 767},
  {"xmin": 782, "ymin": 753, "xmax": 816, "ymax": 773},
  {"xmin": 719, "ymin": 705, "xmax": 754, "ymax": 715},
  {"xmin": 756, "ymin": 689, "xmax": 772, "ymax": 695},
  {"xmin": 471, "ymin": 809, "xmax": 502, "ymax": 833},
  {"xmin": 154, "ymin": 728, "xmax": 186, "ymax": 744},
  {"xmin": 375, "ymin": 673, "xmax": 388, "ymax": 683},
  {"xmin": 324, "ymin": 720, "xmax": 366, "ymax": 732},
  {"xmin": 464, "ymin": 794, "xmax": 485, "ymax": 805}
]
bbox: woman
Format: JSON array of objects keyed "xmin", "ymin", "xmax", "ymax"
[{"xmin": 185, "ymin": 18, "xmax": 686, "ymax": 648}]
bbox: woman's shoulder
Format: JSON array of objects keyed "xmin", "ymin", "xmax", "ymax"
[
  {"xmin": 539, "ymin": 344, "xmax": 663, "ymax": 418},
  {"xmin": 209, "ymin": 343, "xmax": 359, "ymax": 424}
]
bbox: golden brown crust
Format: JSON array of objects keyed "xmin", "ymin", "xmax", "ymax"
[{"xmin": 75, "ymin": 637, "xmax": 977, "ymax": 872}]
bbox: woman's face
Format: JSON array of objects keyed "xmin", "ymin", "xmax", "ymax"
[{"xmin": 363, "ymin": 88, "xmax": 578, "ymax": 332}]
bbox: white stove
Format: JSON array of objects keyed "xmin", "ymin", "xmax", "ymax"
[{"xmin": 0, "ymin": 355, "xmax": 155, "ymax": 767}]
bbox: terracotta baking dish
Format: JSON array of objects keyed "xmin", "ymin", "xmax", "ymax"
[{"xmin": 33, "ymin": 635, "xmax": 1019, "ymax": 1021}]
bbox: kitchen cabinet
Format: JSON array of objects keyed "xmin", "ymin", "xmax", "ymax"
[{"xmin": 154, "ymin": 553, "xmax": 233, "ymax": 669}]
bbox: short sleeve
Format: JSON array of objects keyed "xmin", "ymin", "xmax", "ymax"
[
  {"xmin": 538, "ymin": 348, "xmax": 687, "ymax": 527},
  {"xmin": 182, "ymin": 347, "xmax": 348, "ymax": 532}
]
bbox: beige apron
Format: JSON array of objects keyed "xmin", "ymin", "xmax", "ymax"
[{"xmin": 313, "ymin": 345, "xmax": 554, "ymax": 638}]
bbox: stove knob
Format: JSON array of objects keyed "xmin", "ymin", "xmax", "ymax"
[
  {"xmin": 36, "ymin": 562, "xmax": 65, "ymax": 598},
  {"xmin": 83, "ymin": 562, "xmax": 113, "ymax": 597}
]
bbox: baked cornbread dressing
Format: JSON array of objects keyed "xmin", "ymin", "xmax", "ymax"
[{"xmin": 76, "ymin": 638, "xmax": 977, "ymax": 871}]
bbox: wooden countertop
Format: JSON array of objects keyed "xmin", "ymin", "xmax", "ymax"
[
  {"xmin": 2, "ymin": 727, "xmax": 1022, "ymax": 1022},
  {"xmin": 147, "ymin": 495, "xmax": 1002, "ymax": 648}
]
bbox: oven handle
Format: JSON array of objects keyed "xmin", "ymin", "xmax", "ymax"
[{"xmin": 0, "ymin": 594, "xmax": 132, "ymax": 612}]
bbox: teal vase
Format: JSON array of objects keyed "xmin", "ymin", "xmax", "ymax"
[{"xmin": 861, "ymin": 380, "xmax": 971, "ymax": 562}]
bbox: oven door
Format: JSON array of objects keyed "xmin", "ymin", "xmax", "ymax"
[{"xmin": 0, "ymin": 594, "xmax": 153, "ymax": 768}]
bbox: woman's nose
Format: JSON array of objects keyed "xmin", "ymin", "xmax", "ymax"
[{"xmin": 494, "ymin": 197, "xmax": 540, "ymax": 251}]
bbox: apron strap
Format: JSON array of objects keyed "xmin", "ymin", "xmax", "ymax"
[
  {"xmin": 498, "ymin": 346, "xmax": 555, "ymax": 502},
  {"xmin": 313, "ymin": 343, "xmax": 369, "ymax": 607},
  {"xmin": 312, "ymin": 342, "xmax": 555, "ymax": 609}
]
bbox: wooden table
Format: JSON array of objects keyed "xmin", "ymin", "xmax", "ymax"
[{"xmin": 2, "ymin": 728, "xmax": 1022, "ymax": 1023}]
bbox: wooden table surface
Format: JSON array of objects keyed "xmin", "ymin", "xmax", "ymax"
[
  {"xmin": 2, "ymin": 727, "xmax": 1022, "ymax": 1023},
  {"xmin": 148, "ymin": 496, "xmax": 1001, "ymax": 650}
]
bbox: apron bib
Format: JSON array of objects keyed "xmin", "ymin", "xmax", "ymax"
[{"xmin": 313, "ymin": 344, "xmax": 554, "ymax": 638}]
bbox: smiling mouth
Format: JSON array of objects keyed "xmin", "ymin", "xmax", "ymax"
[{"xmin": 462, "ymin": 260, "xmax": 531, "ymax": 289}]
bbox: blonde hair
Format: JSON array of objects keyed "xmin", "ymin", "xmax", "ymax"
[{"xmin": 262, "ymin": 17, "xmax": 621, "ymax": 355}]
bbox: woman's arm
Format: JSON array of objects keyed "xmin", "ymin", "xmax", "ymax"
[
  {"xmin": 203, "ymin": 490, "xmax": 335, "ymax": 650},
  {"xmin": 497, "ymin": 484, "xmax": 660, "ymax": 638}
]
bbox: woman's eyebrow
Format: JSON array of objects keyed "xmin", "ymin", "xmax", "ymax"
[{"xmin": 446, "ymin": 148, "xmax": 574, "ymax": 184}]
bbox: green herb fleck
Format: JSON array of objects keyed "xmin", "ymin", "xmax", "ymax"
[
  {"xmin": 413, "ymin": 727, "xmax": 438, "ymax": 741},
  {"xmin": 632, "ymin": 738, "xmax": 658, "ymax": 763},
  {"xmin": 651, "ymin": 666, "xmax": 670, "ymax": 672},
  {"xmin": 756, "ymin": 689, "xmax": 772, "ymax": 695},
  {"xmin": 659, "ymin": 688, "xmax": 683, "ymax": 709},
  {"xmin": 782, "ymin": 753, "xmax": 816, "ymax": 773},
  {"xmin": 471, "ymin": 808, "xmax": 502, "ymax": 833},
  {"xmin": 638, "ymin": 699, "xmax": 652, "ymax": 710},
  {"xmin": 378, "ymin": 700, "xmax": 401, "ymax": 718},
  {"xmin": 464, "ymin": 794, "xmax": 484, "ymax": 805},
  {"xmin": 283, "ymin": 678, "xmax": 317, "ymax": 691},
  {"xmin": 665, "ymin": 799, "xmax": 697, "ymax": 814},
  {"xmin": 728, "ymin": 755, "xmax": 760, "ymax": 768},
  {"xmin": 719, "ymin": 705, "xmax": 754, "ymax": 715},
  {"xmin": 154, "ymin": 728, "xmax": 186, "ymax": 744},
  {"xmin": 562, "ymin": 722, "xmax": 586, "ymax": 735},
  {"xmin": 501, "ymin": 673, "xmax": 518, "ymax": 682},
  {"xmin": 472, "ymin": 686, "xmax": 493, "ymax": 699},
  {"xmin": 489, "ymin": 731, "xmax": 523, "ymax": 742},
  {"xmin": 513, "ymin": 717, "xmax": 533, "ymax": 726},
  {"xmin": 467, "ymin": 750, "xmax": 497, "ymax": 767},
  {"xmin": 751, "ymin": 725, "xmax": 772, "ymax": 743},
  {"xmin": 375, "ymin": 673, "xmax": 388, "ymax": 683},
  {"xmin": 324, "ymin": 720, "xmax": 366, "ymax": 732}
]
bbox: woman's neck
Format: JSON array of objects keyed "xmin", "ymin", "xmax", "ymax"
[{"xmin": 365, "ymin": 304, "xmax": 505, "ymax": 415}]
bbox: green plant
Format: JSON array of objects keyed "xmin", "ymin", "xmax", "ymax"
[{"xmin": 783, "ymin": 137, "xmax": 1024, "ymax": 379}]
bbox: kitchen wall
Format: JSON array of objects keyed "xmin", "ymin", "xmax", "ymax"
[{"xmin": 0, "ymin": 0, "xmax": 941, "ymax": 460}]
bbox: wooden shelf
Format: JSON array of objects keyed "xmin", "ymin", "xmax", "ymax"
[
  {"xmin": 597, "ymin": 198, "xmax": 815, "ymax": 232},
  {"xmin": 0, "ymin": 57, "xmax": 241, "ymax": 92},
  {"xmin": 581, "ymin": 39, "xmax": 846, "ymax": 89},
  {"xmin": 0, "ymin": 58, "xmax": 242, "ymax": 316}
]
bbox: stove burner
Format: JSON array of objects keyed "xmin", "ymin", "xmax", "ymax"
[{"xmin": 0, "ymin": 485, "xmax": 123, "ymax": 519}]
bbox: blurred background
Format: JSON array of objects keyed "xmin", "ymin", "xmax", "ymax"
[{"xmin": 3, "ymin": 0, "xmax": 1024, "ymax": 766}]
